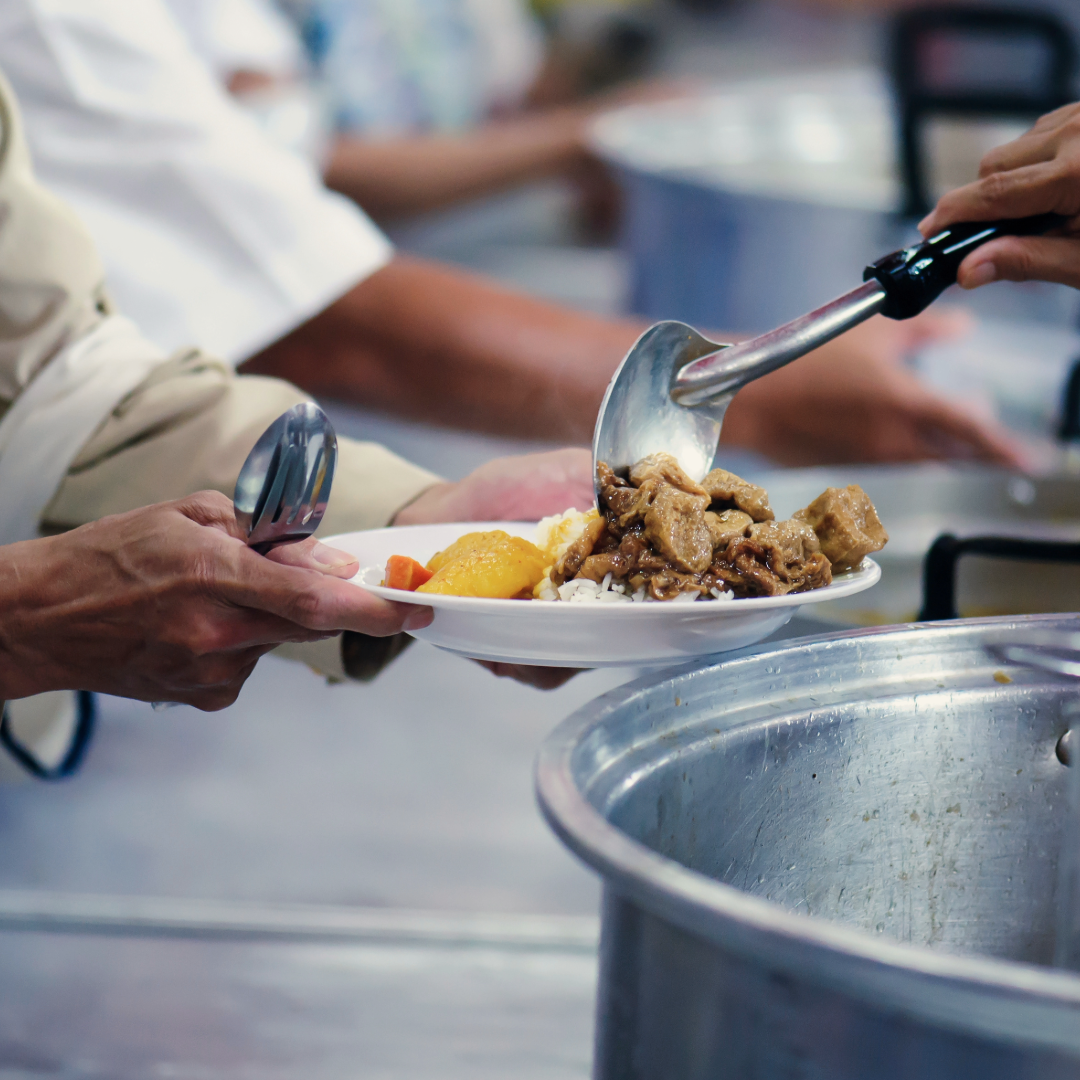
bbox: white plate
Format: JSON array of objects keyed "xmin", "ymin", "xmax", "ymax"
[{"xmin": 326, "ymin": 523, "xmax": 881, "ymax": 668}]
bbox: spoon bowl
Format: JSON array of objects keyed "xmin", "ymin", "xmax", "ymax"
[{"xmin": 233, "ymin": 403, "xmax": 337, "ymax": 553}]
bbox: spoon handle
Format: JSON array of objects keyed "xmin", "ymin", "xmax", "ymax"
[{"xmin": 865, "ymin": 212, "xmax": 1067, "ymax": 320}]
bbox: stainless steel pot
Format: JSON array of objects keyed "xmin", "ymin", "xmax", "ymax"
[
  {"xmin": 759, "ymin": 465, "xmax": 1080, "ymax": 625},
  {"xmin": 537, "ymin": 614, "xmax": 1080, "ymax": 1079}
]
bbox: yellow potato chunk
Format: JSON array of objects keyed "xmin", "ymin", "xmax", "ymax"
[
  {"xmin": 425, "ymin": 532, "xmax": 494, "ymax": 575},
  {"xmin": 418, "ymin": 531, "xmax": 549, "ymax": 599}
]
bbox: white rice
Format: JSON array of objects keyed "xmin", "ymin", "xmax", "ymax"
[{"xmin": 532, "ymin": 509, "xmax": 734, "ymax": 604}]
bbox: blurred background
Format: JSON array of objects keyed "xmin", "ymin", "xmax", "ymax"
[
  {"xmin": 5, "ymin": 1, "xmax": 1080, "ymax": 1076},
  {"xmin": 250, "ymin": 0, "xmax": 1080, "ymax": 474}
]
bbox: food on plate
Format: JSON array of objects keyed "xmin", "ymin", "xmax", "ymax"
[
  {"xmin": 793, "ymin": 484, "xmax": 888, "ymax": 572},
  {"xmin": 384, "ymin": 555, "xmax": 433, "ymax": 591},
  {"xmin": 383, "ymin": 453, "xmax": 888, "ymax": 603},
  {"xmin": 414, "ymin": 530, "xmax": 548, "ymax": 598}
]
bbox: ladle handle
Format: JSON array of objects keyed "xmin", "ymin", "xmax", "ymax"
[{"xmin": 865, "ymin": 213, "xmax": 1067, "ymax": 320}]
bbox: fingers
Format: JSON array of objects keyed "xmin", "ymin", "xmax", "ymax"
[
  {"xmin": 978, "ymin": 104, "xmax": 1080, "ymax": 176},
  {"xmin": 225, "ymin": 549, "xmax": 435, "ymax": 636},
  {"xmin": 265, "ymin": 536, "xmax": 359, "ymax": 578},
  {"xmin": 906, "ymin": 395, "xmax": 1025, "ymax": 469},
  {"xmin": 919, "ymin": 160, "xmax": 1080, "ymax": 237},
  {"xmin": 957, "ymin": 235, "xmax": 1080, "ymax": 291},
  {"xmin": 977, "ymin": 128, "xmax": 1056, "ymax": 179},
  {"xmin": 149, "ymin": 496, "xmax": 431, "ymax": 640},
  {"xmin": 474, "ymin": 660, "xmax": 582, "ymax": 690},
  {"xmin": 172, "ymin": 489, "xmax": 249, "ymax": 540}
]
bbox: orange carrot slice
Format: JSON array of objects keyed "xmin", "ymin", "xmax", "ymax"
[{"xmin": 384, "ymin": 555, "xmax": 434, "ymax": 591}]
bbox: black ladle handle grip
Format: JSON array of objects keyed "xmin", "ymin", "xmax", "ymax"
[
  {"xmin": 919, "ymin": 532, "xmax": 1080, "ymax": 621},
  {"xmin": 865, "ymin": 213, "xmax": 1067, "ymax": 320}
]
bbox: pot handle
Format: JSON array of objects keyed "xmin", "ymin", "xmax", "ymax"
[
  {"xmin": 919, "ymin": 533, "xmax": 1080, "ymax": 621},
  {"xmin": 1059, "ymin": 354, "xmax": 1080, "ymax": 442}
]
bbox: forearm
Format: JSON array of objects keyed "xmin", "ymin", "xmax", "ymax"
[
  {"xmin": 0, "ymin": 535, "xmax": 76, "ymax": 700},
  {"xmin": 240, "ymin": 256, "xmax": 646, "ymax": 444},
  {"xmin": 323, "ymin": 108, "xmax": 591, "ymax": 220},
  {"xmin": 41, "ymin": 350, "xmax": 438, "ymax": 534}
]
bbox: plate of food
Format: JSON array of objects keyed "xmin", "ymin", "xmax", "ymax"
[{"xmin": 327, "ymin": 454, "xmax": 885, "ymax": 667}]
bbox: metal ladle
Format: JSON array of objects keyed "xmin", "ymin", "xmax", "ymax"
[
  {"xmin": 593, "ymin": 213, "xmax": 1064, "ymax": 499},
  {"xmin": 233, "ymin": 402, "xmax": 337, "ymax": 554}
]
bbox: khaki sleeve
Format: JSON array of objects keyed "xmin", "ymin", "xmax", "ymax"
[
  {"xmin": 41, "ymin": 349, "xmax": 440, "ymax": 533},
  {"xmin": 41, "ymin": 350, "xmax": 441, "ymax": 686}
]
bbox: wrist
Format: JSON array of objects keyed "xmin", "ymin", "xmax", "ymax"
[
  {"xmin": 391, "ymin": 482, "xmax": 455, "ymax": 527},
  {"xmin": 524, "ymin": 105, "xmax": 593, "ymax": 166},
  {"xmin": 0, "ymin": 535, "xmax": 63, "ymax": 700}
]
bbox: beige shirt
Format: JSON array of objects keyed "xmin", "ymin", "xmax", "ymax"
[
  {"xmin": 0, "ymin": 65, "xmax": 439, "ymax": 730},
  {"xmin": 0, "ymin": 64, "xmax": 437, "ymax": 535}
]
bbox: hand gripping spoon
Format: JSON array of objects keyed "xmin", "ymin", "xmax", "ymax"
[
  {"xmin": 152, "ymin": 403, "xmax": 337, "ymax": 711},
  {"xmin": 593, "ymin": 212, "xmax": 1065, "ymax": 499},
  {"xmin": 233, "ymin": 402, "xmax": 338, "ymax": 554}
]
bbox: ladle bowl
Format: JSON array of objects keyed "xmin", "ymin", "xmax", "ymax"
[{"xmin": 592, "ymin": 321, "xmax": 731, "ymax": 498}]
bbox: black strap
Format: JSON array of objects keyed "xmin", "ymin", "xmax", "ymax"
[{"xmin": 0, "ymin": 691, "xmax": 97, "ymax": 781}]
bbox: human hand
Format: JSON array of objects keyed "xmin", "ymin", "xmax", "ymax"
[
  {"xmin": 0, "ymin": 492, "xmax": 432, "ymax": 710},
  {"xmin": 720, "ymin": 311, "xmax": 1024, "ymax": 467},
  {"xmin": 393, "ymin": 448, "xmax": 594, "ymax": 526},
  {"xmin": 918, "ymin": 102, "xmax": 1080, "ymax": 290},
  {"xmin": 474, "ymin": 661, "xmax": 582, "ymax": 691},
  {"xmin": 393, "ymin": 450, "xmax": 593, "ymax": 690}
]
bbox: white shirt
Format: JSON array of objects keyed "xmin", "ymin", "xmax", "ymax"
[
  {"xmin": 166, "ymin": 0, "xmax": 304, "ymax": 80},
  {"xmin": 0, "ymin": 0, "xmax": 393, "ymax": 364},
  {"xmin": 294, "ymin": 0, "xmax": 545, "ymax": 136}
]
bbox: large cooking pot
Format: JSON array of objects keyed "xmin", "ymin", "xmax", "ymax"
[
  {"xmin": 759, "ymin": 465, "xmax": 1080, "ymax": 625},
  {"xmin": 537, "ymin": 614, "xmax": 1080, "ymax": 1079}
]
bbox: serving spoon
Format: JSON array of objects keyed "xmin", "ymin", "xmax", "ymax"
[
  {"xmin": 233, "ymin": 402, "xmax": 337, "ymax": 553},
  {"xmin": 593, "ymin": 213, "xmax": 1064, "ymax": 501}
]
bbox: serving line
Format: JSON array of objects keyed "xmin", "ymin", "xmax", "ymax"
[{"xmin": 0, "ymin": 888, "xmax": 599, "ymax": 953}]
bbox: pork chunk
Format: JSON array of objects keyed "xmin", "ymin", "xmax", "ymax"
[
  {"xmin": 596, "ymin": 462, "xmax": 640, "ymax": 525},
  {"xmin": 552, "ymin": 515, "xmax": 607, "ymax": 584},
  {"xmin": 576, "ymin": 552, "xmax": 632, "ymax": 583},
  {"xmin": 705, "ymin": 509, "xmax": 753, "ymax": 550},
  {"xmin": 701, "ymin": 468, "xmax": 774, "ymax": 522},
  {"xmin": 748, "ymin": 519, "xmax": 821, "ymax": 562},
  {"xmin": 747, "ymin": 520, "xmax": 832, "ymax": 591},
  {"xmin": 794, "ymin": 485, "xmax": 888, "ymax": 571},
  {"xmin": 630, "ymin": 452, "xmax": 708, "ymax": 497},
  {"xmin": 642, "ymin": 482, "xmax": 713, "ymax": 574}
]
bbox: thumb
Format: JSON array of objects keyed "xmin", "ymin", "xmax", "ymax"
[
  {"xmin": 958, "ymin": 236, "xmax": 1080, "ymax": 291},
  {"xmin": 265, "ymin": 536, "xmax": 360, "ymax": 579}
]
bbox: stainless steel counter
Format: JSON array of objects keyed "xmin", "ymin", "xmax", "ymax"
[
  {"xmin": 0, "ymin": 928, "xmax": 596, "ymax": 1079},
  {"xmin": 0, "ymin": 642, "xmax": 625, "ymax": 1078}
]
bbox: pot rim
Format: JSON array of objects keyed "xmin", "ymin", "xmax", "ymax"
[{"xmin": 536, "ymin": 614, "xmax": 1080, "ymax": 1052}]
